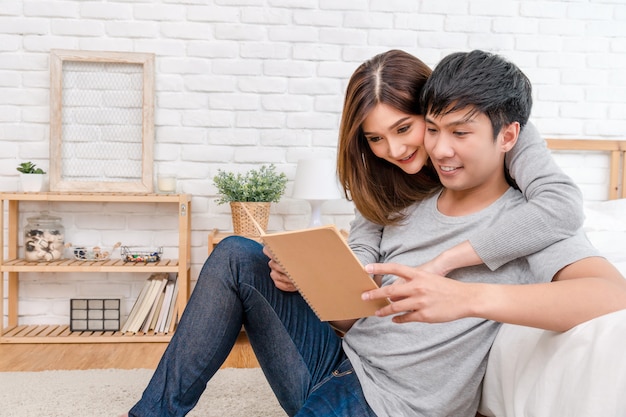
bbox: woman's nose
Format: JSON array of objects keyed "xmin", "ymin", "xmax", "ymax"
[{"xmin": 387, "ymin": 137, "xmax": 406, "ymax": 159}]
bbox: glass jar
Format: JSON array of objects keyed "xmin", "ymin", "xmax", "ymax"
[{"xmin": 24, "ymin": 212, "xmax": 65, "ymax": 262}]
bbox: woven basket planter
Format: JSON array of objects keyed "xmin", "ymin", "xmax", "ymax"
[{"xmin": 230, "ymin": 202, "xmax": 271, "ymax": 237}]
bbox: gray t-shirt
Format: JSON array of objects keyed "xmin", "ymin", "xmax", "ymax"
[{"xmin": 343, "ymin": 188, "xmax": 598, "ymax": 417}]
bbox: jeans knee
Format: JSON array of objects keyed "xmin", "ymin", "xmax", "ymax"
[
  {"xmin": 199, "ymin": 236, "xmax": 268, "ymax": 286},
  {"xmin": 215, "ymin": 235, "xmax": 263, "ymax": 257}
]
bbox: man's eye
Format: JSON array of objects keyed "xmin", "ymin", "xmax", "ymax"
[
  {"xmin": 454, "ymin": 131, "xmax": 468, "ymax": 137},
  {"xmin": 426, "ymin": 128, "xmax": 437, "ymax": 134}
]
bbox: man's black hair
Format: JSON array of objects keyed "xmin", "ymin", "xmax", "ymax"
[{"xmin": 421, "ymin": 50, "xmax": 532, "ymax": 139}]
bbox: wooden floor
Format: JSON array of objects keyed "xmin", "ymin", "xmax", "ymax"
[{"xmin": 0, "ymin": 332, "xmax": 259, "ymax": 371}]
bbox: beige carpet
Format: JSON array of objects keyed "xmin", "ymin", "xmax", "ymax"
[{"xmin": 0, "ymin": 368, "xmax": 287, "ymax": 417}]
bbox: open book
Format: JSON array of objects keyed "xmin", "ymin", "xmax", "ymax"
[{"xmin": 242, "ymin": 205, "xmax": 389, "ymax": 321}]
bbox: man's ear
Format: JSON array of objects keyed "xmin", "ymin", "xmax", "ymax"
[{"xmin": 500, "ymin": 122, "xmax": 520, "ymax": 152}]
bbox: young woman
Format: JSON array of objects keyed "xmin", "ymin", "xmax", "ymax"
[
  {"xmin": 122, "ymin": 50, "xmax": 587, "ymax": 417},
  {"xmin": 337, "ymin": 49, "xmax": 582, "ymax": 276}
]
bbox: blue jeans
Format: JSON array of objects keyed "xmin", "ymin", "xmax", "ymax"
[{"xmin": 129, "ymin": 236, "xmax": 376, "ymax": 417}]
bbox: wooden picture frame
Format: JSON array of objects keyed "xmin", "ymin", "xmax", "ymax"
[{"xmin": 49, "ymin": 50, "xmax": 155, "ymax": 192}]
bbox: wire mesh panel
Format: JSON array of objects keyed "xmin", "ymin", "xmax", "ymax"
[{"xmin": 49, "ymin": 50, "xmax": 155, "ymax": 192}]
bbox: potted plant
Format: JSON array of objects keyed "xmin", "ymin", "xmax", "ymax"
[
  {"xmin": 213, "ymin": 164, "xmax": 287, "ymax": 236},
  {"xmin": 17, "ymin": 162, "xmax": 46, "ymax": 192}
]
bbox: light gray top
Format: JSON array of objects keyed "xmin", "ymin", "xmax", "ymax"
[
  {"xmin": 344, "ymin": 188, "xmax": 597, "ymax": 417},
  {"xmin": 474, "ymin": 122, "xmax": 584, "ymax": 269}
]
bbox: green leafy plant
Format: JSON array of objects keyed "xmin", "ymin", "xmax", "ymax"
[
  {"xmin": 213, "ymin": 164, "xmax": 287, "ymax": 204},
  {"xmin": 17, "ymin": 162, "xmax": 46, "ymax": 174}
]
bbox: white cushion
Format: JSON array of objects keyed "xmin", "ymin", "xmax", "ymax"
[
  {"xmin": 583, "ymin": 199, "xmax": 626, "ymax": 232},
  {"xmin": 583, "ymin": 199, "xmax": 626, "ymax": 276},
  {"xmin": 479, "ymin": 309, "xmax": 626, "ymax": 417}
]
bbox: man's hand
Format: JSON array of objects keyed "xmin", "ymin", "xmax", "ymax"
[
  {"xmin": 263, "ymin": 246, "xmax": 298, "ymax": 292},
  {"xmin": 362, "ymin": 263, "xmax": 477, "ymax": 324}
]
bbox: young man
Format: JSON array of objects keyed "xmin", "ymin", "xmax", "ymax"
[
  {"xmin": 122, "ymin": 50, "xmax": 626, "ymax": 417},
  {"xmin": 353, "ymin": 50, "xmax": 626, "ymax": 415}
]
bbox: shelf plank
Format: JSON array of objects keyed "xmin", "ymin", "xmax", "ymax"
[
  {"xmin": 1, "ymin": 258, "xmax": 183, "ymax": 273},
  {"xmin": 0, "ymin": 192, "xmax": 190, "ymax": 203},
  {"xmin": 0, "ymin": 325, "xmax": 173, "ymax": 344}
]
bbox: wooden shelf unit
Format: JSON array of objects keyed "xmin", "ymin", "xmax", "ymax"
[{"xmin": 0, "ymin": 192, "xmax": 192, "ymax": 344}]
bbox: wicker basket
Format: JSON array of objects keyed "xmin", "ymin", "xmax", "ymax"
[{"xmin": 230, "ymin": 202, "xmax": 271, "ymax": 236}]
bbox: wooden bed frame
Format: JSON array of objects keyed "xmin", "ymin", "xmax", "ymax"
[{"xmin": 546, "ymin": 139, "xmax": 626, "ymax": 200}]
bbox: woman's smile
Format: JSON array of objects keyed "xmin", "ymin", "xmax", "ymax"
[{"xmin": 397, "ymin": 151, "xmax": 417, "ymax": 164}]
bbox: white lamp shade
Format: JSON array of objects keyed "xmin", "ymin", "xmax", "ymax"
[{"xmin": 292, "ymin": 159, "xmax": 343, "ymax": 201}]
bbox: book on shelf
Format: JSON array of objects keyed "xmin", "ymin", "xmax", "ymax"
[
  {"xmin": 164, "ymin": 279, "xmax": 180, "ymax": 333},
  {"xmin": 240, "ymin": 205, "xmax": 390, "ymax": 321},
  {"xmin": 141, "ymin": 280, "xmax": 167, "ymax": 334},
  {"xmin": 122, "ymin": 272, "xmax": 171, "ymax": 334},
  {"xmin": 132, "ymin": 274, "xmax": 166, "ymax": 333},
  {"xmin": 155, "ymin": 276, "xmax": 177, "ymax": 333},
  {"xmin": 148, "ymin": 289, "xmax": 166, "ymax": 331},
  {"xmin": 120, "ymin": 276, "xmax": 152, "ymax": 334}
]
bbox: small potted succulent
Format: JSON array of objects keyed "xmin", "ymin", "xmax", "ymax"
[
  {"xmin": 17, "ymin": 162, "xmax": 46, "ymax": 192},
  {"xmin": 213, "ymin": 164, "xmax": 287, "ymax": 235}
]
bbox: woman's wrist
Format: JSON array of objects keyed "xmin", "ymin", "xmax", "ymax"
[
  {"xmin": 429, "ymin": 252, "xmax": 455, "ymax": 276},
  {"xmin": 436, "ymin": 241, "xmax": 483, "ymax": 275}
]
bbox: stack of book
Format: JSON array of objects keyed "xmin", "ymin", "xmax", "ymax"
[{"xmin": 121, "ymin": 272, "xmax": 179, "ymax": 334}]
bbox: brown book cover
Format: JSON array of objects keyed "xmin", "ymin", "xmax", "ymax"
[{"xmin": 260, "ymin": 225, "xmax": 390, "ymax": 321}]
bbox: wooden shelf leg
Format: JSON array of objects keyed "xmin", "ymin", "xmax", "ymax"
[{"xmin": 8, "ymin": 272, "xmax": 18, "ymax": 327}]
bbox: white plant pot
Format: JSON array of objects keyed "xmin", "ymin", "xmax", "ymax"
[{"xmin": 20, "ymin": 173, "xmax": 45, "ymax": 192}]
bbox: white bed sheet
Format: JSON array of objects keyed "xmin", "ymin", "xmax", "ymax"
[
  {"xmin": 479, "ymin": 198, "xmax": 626, "ymax": 417},
  {"xmin": 479, "ymin": 309, "xmax": 626, "ymax": 417}
]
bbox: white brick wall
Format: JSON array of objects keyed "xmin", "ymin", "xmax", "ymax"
[{"xmin": 1, "ymin": 0, "xmax": 625, "ymax": 326}]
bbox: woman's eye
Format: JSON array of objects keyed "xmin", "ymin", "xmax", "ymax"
[
  {"xmin": 398, "ymin": 125, "xmax": 410, "ymax": 134},
  {"xmin": 367, "ymin": 136, "xmax": 382, "ymax": 143}
]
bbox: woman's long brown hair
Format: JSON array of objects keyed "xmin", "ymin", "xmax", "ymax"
[{"xmin": 337, "ymin": 50, "xmax": 441, "ymax": 226}]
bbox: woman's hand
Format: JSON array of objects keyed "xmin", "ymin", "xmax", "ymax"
[
  {"xmin": 263, "ymin": 246, "xmax": 298, "ymax": 292},
  {"xmin": 362, "ymin": 262, "xmax": 478, "ymax": 324}
]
